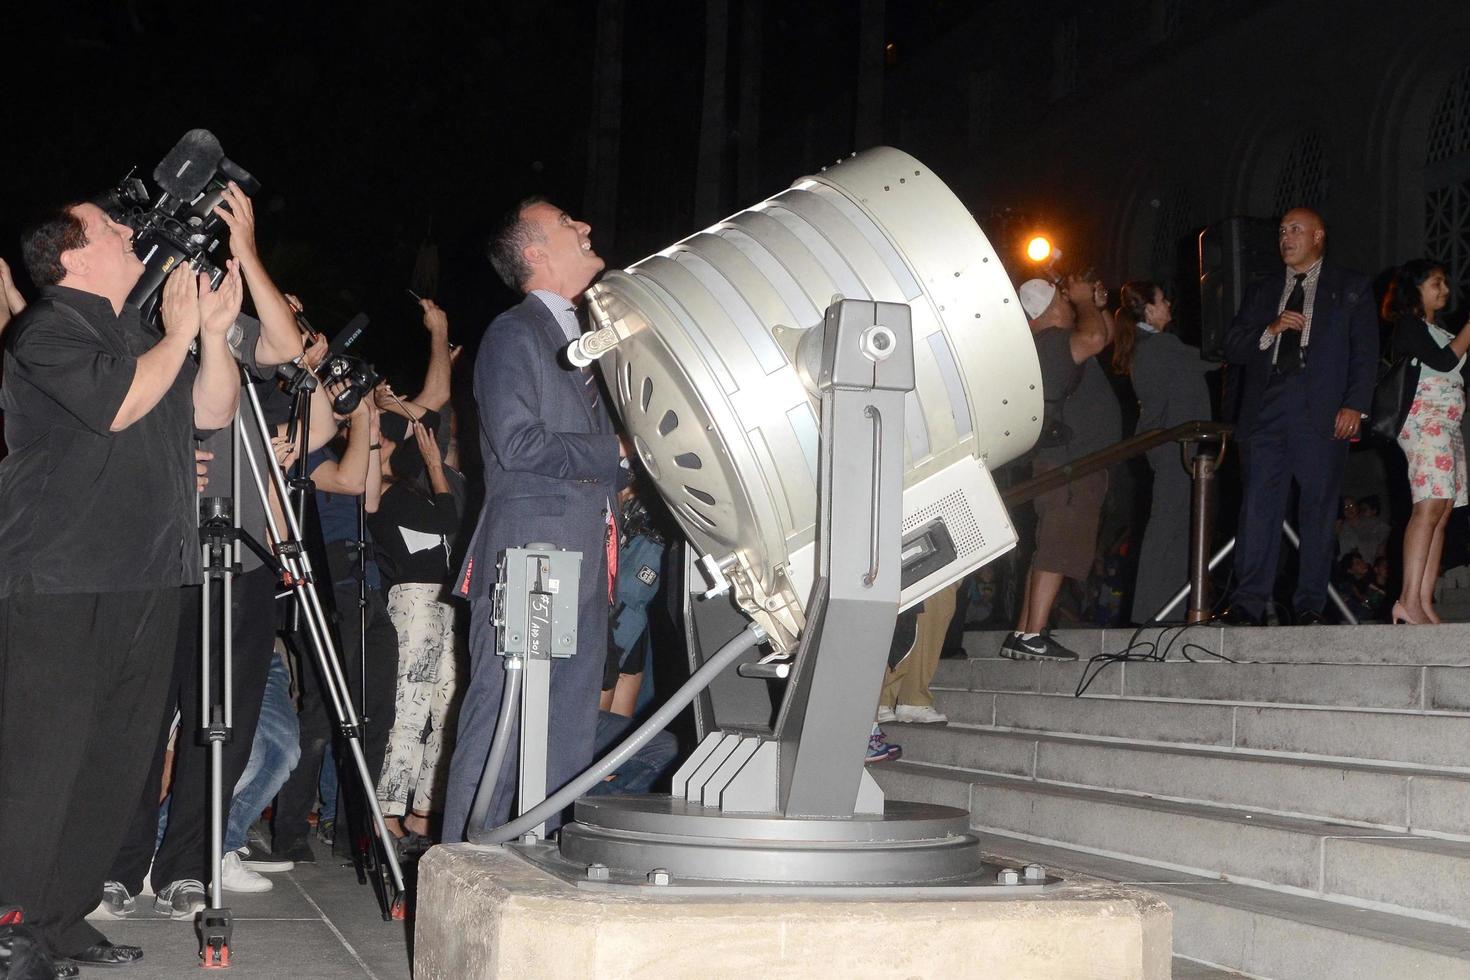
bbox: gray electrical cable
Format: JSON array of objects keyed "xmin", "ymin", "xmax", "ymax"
[
  {"xmin": 469, "ymin": 623, "xmax": 765, "ymax": 846},
  {"xmin": 464, "ymin": 663, "xmax": 524, "ymax": 841}
]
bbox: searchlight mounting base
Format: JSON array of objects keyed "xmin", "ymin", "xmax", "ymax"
[{"xmin": 533, "ymin": 299, "xmax": 1048, "ymax": 890}]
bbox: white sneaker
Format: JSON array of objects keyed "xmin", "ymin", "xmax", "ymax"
[
  {"xmin": 875, "ymin": 705, "xmax": 898, "ymax": 724},
  {"xmin": 895, "ymin": 703, "xmax": 948, "ymax": 725},
  {"xmin": 92, "ymin": 880, "xmax": 137, "ymax": 918},
  {"xmin": 219, "ymin": 852, "xmax": 273, "ymax": 893}
]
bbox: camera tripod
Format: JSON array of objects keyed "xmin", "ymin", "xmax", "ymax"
[{"xmin": 192, "ymin": 370, "xmax": 406, "ymax": 967}]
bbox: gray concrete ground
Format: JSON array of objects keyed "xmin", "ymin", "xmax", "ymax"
[{"xmin": 82, "ymin": 837, "xmax": 413, "ymax": 980}]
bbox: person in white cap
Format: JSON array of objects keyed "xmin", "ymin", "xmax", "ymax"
[{"xmin": 1003, "ymin": 276, "xmax": 1120, "ymax": 661}]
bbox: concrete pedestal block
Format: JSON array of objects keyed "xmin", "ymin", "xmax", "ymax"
[{"xmin": 415, "ymin": 844, "xmax": 1172, "ymax": 979}]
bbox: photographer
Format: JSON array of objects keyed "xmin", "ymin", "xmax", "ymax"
[
  {"xmin": 105, "ymin": 183, "xmax": 312, "ymax": 913},
  {"xmin": 375, "ymin": 298, "xmax": 454, "ymax": 422},
  {"xmin": 366, "ymin": 414, "xmax": 466, "ymax": 842},
  {"xmin": 0, "ymin": 202, "xmax": 241, "ymax": 971},
  {"xmin": 1003, "ymin": 275, "xmax": 1120, "ymax": 662}
]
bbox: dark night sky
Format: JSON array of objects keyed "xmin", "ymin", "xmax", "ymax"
[{"xmin": 2, "ymin": 0, "xmax": 979, "ymax": 385}]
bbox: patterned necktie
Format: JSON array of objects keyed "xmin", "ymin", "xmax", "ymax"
[
  {"xmin": 573, "ymin": 302, "xmax": 601, "ymax": 414},
  {"xmin": 1276, "ymin": 273, "xmax": 1307, "ymax": 376},
  {"xmin": 579, "ymin": 365, "xmax": 601, "ymax": 413}
]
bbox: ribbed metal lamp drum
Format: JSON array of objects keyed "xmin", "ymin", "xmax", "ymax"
[{"xmin": 584, "ymin": 146, "xmax": 1041, "ymax": 649}]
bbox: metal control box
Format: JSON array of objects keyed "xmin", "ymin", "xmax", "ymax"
[{"xmin": 493, "ymin": 545, "xmax": 582, "ymax": 659}]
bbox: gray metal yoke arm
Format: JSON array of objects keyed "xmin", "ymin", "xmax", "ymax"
[{"xmin": 469, "ymin": 622, "xmax": 766, "ymax": 846}]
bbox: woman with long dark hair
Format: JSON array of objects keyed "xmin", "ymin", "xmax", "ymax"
[
  {"xmin": 366, "ymin": 415, "xmax": 465, "ymax": 839},
  {"xmin": 1111, "ymin": 280, "xmax": 1214, "ymax": 622},
  {"xmin": 1385, "ymin": 259, "xmax": 1469, "ymax": 623}
]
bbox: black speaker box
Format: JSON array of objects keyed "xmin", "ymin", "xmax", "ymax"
[{"xmin": 1198, "ymin": 217, "xmax": 1278, "ymax": 361}]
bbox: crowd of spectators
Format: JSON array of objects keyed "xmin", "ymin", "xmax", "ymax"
[{"xmin": 988, "ymin": 206, "xmax": 1470, "ymax": 643}]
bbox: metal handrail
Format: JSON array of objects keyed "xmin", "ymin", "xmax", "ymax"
[{"xmin": 1003, "ymin": 420, "xmax": 1232, "ymax": 507}]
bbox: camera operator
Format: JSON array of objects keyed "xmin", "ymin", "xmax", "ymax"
[
  {"xmin": 0, "ymin": 202, "xmax": 242, "ymax": 971},
  {"xmin": 104, "ymin": 183, "xmax": 312, "ymax": 913}
]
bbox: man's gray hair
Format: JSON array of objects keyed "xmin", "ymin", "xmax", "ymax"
[{"xmin": 486, "ymin": 195, "xmax": 549, "ymax": 292}]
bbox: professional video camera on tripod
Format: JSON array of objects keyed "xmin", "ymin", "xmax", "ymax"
[{"xmin": 100, "ymin": 130, "xmax": 405, "ymax": 966}]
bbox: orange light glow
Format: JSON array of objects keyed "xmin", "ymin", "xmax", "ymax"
[{"xmin": 1025, "ymin": 235, "xmax": 1053, "ymax": 263}]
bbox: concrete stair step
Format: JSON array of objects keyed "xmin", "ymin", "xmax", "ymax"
[
  {"xmin": 886, "ymin": 723, "xmax": 1470, "ymax": 838},
  {"xmin": 967, "ymin": 831, "xmax": 1470, "ymax": 980},
  {"xmin": 934, "ymin": 655, "xmax": 1470, "ymax": 708},
  {"xmin": 1171, "ymin": 959, "xmax": 1252, "ymax": 979},
  {"xmin": 963, "ymin": 624, "xmax": 1470, "ymax": 666},
  {"xmin": 934, "ymin": 657, "xmax": 1470, "ymax": 711},
  {"xmin": 872, "ymin": 761, "xmax": 1470, "ymax": 928},
  {"xmin": 930, "ymin": 689, "xmax": 1470, "ymax": 771}
]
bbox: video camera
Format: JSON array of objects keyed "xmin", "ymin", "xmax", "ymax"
[{"xmin": 98, "ymin": 129, "xmax": 260, "ymax": 327}]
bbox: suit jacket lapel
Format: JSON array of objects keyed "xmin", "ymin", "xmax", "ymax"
[{"xmin": 525, "ymin": 294, "xmax": 599, "ymax": 432}]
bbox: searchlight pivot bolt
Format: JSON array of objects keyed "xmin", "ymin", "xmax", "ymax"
[
  {"xmin": 586, "ymin": 863, "xmax": 610, "ymax": 881},
  {"xmin": 997, "ymin": 868, "xmax": 1021, "ymax": 885},
  {"xmin": 1023, "ymin": 864, "xmax": 1047, "ymax": 882},
  {"xmin": 647, "ymin": 868, "xmax": 672, "ymax": 886},
  {"xmin": 859, "ymin": 325, "xmax": 897, "ymax": 361},
  {"xmin": 519, "ymin": 831, "xmax": 540, "ymax": 845}
]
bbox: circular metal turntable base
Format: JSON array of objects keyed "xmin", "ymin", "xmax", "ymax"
[{"xmin": 553, "ymin": 795, "xmax": 986, "ymax": 886}]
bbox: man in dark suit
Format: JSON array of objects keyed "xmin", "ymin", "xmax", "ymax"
[
  {"xmin": 441, "ymin": 197, "xmax": 625, "ymax": 842},
  {"xmin": 1221, "ymin": 208, "xmax": 1377, "ymax": 625}
]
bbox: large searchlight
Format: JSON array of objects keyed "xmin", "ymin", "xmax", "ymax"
[{"xmin": 576, "ymin": 146, "xmax": 1042, "ymax": 652}]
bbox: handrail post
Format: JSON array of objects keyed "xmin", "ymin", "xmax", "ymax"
[{"xmin": 1187, "ymin": 450, "xmax": 1217, "ymax": 623}]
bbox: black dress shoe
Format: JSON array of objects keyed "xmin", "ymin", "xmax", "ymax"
[
  {"xmin": 1215, "ymin": 605, "xmax": 1262, "ymax": 627},
  {"xmin": 67, "ymin": 940, "xmax": 143, "ymax": 967},
  {"xmin": 1294, "ymin": 608, "xmax": 1327, "ymax": 626}
]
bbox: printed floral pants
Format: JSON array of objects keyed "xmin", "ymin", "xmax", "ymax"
[{"xmin": 376, "ymin": 583, "xmax": 462, "ymax": 817}]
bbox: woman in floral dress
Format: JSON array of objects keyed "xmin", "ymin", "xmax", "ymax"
[{"xmin": 1389, "ymin": 260, "xmax": 1470, "ymax": 623}]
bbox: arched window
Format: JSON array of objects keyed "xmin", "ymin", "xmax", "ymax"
[
  {"xmin": 1425, "ymin": 65, "xmax": 1470, "ymax": 302},
  {"xmin": 1273, "ymin": 129, "xmax": 1330, "ymax": 215}
]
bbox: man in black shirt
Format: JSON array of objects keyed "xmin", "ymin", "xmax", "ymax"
[{"xmin": 0, "ymin": 202, "xmax": 241, "ymax": 970}]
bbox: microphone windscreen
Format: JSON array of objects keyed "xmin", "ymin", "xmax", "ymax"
[
  {"xmin": 328, "ymin": 314, "xmax": 370, "ymax": 355},
  {"xmin": 152, "ymin": 129, "xmax": 225, "ymax": 199}
]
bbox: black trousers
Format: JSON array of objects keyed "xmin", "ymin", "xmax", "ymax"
[
  {"xmin": 1232, "ymin": 377, "xmax": 1348, "ymax": 619},
  {"xmin": 0, "ymin": 589, "xmax": 180, "ymax": 958},
  {"xmin": 272, "ymin": 582, "xmax": 396, "ymax": 846},
  {"xmin": 112, "ymin": 566, "xmax": 278, "ymax": 891},
  {"xmin": 1134, "ymin": 444, "xmax": 1196, "ymax": 622}
]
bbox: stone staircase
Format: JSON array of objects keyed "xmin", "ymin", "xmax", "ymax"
[{"xmin": 871, "ymin": 624, "xmax": 1470, "ymax": 980}]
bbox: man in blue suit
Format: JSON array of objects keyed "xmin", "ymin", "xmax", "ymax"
[
  {"xmin": 442, "ymin": 197, "xmax": 625, "ymax": 841},
  {"xmin": 1220, "ymin": 208, "xmax": 1378, "ymax": 625}
]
